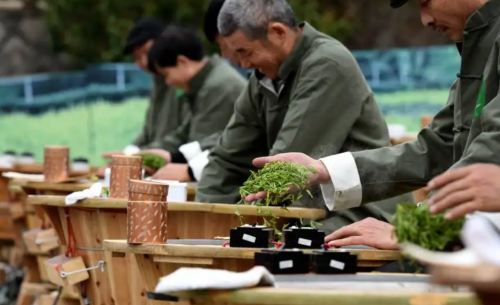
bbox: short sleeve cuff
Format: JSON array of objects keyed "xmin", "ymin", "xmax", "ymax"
[{"xmin": 319, "ymin": 152, "xmax": 362, "ymax": 211}]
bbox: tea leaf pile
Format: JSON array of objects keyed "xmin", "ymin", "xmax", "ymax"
[
  {"xmin": 393, "ymin": 202, "xmax": 465, "ymax": 251},
  {"xmin": 239, "ymin": 161, "xmax": 317, "ymax": 205},
  {"xmin": 237, "ymin": 161, "xmax": 319, "ymax": 241},
  {"xmin": 141, "ymin": 154, "xmax": 167, "ymax": 170}
]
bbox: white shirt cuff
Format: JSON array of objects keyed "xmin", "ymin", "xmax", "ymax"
[
  {"xmin": 188, "ymin": 150, "xmax": 210, "ymax": 181},
  {"xmin": 123, "ymin": 145, "xmax": 140, "ymax": 156},
  {"xmin": 319, "ymin": 152, "xmax": 362, "ymax": 211},
  {"xmin": 179, "ymin": 141, "xmax": 203, "ymax": 162}
]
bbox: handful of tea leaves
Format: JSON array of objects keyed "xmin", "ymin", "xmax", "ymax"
[
  {"xmin": 237, "ymin": 161, "xmax": 319, "ymax": 240},
  {"xmin": 393, "ymin": 202, "xmax": 465, "ymax": 251},
  {"xmin": 140, "ymin": 153, "xmax": 167, "ymax": 170},
  {"xmin": 239, "ymin": 161, "xmax": 317, "ymax": 206}
]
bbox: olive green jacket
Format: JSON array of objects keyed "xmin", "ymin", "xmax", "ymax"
[
  {"xmin": 146, "ymin": 55, "xmax": 246, "ymax": 175},
  {"xmin": 196, "ymin": 23, "xmax": 413, "ymax": 230},
  {"xmin": 133, "ymin": 76, "xmax": 188, "ymax": 148},
  {"xmin": 323, "ymin": 0, "xmax": 500, "ymax": 209}
]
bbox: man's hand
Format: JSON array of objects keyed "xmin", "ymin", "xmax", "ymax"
[
  {"xmin": 101, "ymin": 150, "xmax": 123, "ymax": 159},
  {"xmin": 428, "ymin": 164, "xmax": 500, "ymax": 219},
  {"xmin": 137, "ymin": 149, "xmax": 172, "ymax": 163},
  {"xmin": 152, "ymin": 163, "xmax": 191, "ymax": 182},
  {"xmin": 244, "ymin": 153, "xmax": 330, "ymax": 202},
  {"xmin": 325, "ymin": 217, "xmax": 398, "ymax": 250}
]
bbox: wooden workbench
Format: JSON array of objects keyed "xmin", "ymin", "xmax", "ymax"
[
  {"xmin": 103, "ymin": 239, "xmax": 401, "ymax": 302},
  {"xmin": 28, "ymin": 195, "xmax": 325, "ymax": 305},
  {"xmin": 168, "ymin": 273, "xmax": 477, "ymax": 305},
  {"xmin": 14, "ymin": 180, "xmax": 197, "ymax": 201}
]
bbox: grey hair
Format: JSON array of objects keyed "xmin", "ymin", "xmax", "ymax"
[{"xmin": 218, "ymin": 0, "xmax": 297, "ymax": 40}]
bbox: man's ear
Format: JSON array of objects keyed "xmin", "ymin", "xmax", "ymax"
[
  {"xmin": 177, "ymin": 55, "xmax": 189, "ymax": 66},
  {"xmin": 268, "ymin": 22, "xmax": 288, "ymax": 43}
]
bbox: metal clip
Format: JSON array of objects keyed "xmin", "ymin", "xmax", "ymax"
[
  {"xmin": 60, "ymin": 260, "xmax": 105, "ymax": 278},
  {"xmin": 35, "ymin": 237, "xmax": 59, "ymax": 245}
]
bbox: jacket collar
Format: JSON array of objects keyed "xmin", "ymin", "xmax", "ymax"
[
  {"xmin": 465, "ymin": 0, "xmax": 500, "ymax": 32},
  {"xmin": 187, "ymin": 55, "xmax": 217, "ymax": 97},
  {"xmin": 255, "ymin": 22, "xmax": 319, "ymax": 95}
]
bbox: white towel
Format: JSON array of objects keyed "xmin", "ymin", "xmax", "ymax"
[
  {"xmin": 400, "ymin": 212, "xmax": 500, "ymax": 267},
  {"xmin": 154, "ymin": 266, "xmax": 275, "ymax": 294},
  {"xmin": 65, "ymin": 182, "xmax": 103, "ymax": 205}
]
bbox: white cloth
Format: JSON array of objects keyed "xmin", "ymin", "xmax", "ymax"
[
  {"xmin": 154, "ymin": 266, "xmax": 275, "ymax": 294},
  {"xmin": 319, "ymin": 152, "xmax": 362, "ymax": 211},
  {"xmin": 0, "ymin": 155, "xmax": 16, "ymax": 168},
  {"xmin": 65, "ymin": 182, "xmax": 102, "ymax": 205},
  {"xmin": 123, "ymin": 144, "xmax": 140, "ymax": 156},
  {"xmin": 152, "ymin": 180, "xmax": 188, "ymax": 202},
  {"xmin": 400, "ymin": 212, "xmax": 500, "ymax": 267},
  {"xmin": 388, "ymin": 124, "xmax": 407, "ymax": 138},
  {"xmin": 1, "ymin": 172, "xmax": 44, "ymax": 182}
]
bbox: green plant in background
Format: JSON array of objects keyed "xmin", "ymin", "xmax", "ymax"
[
  {"xmin": 42, "ymin": 0, "xmax": 355, "ymax": 67},
  {"xmin": 237, "ymin": 161, "xmax": 318, "ymax": 239},
  {"xmin": 393, "ymin": 202, "xmax": 465, "ymax": 251},
  {"xmin": 140, "ymin": 153, "xmax": 167, "ymax": 170}
]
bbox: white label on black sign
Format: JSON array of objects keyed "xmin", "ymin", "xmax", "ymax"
[
  {"xmin": 297, "ymin": 238, "xmax": 312, "ymax": 246},
  {"xmin": 329, "ymin": 259, "xmax": 345, "ymax": 270},
  {"xmin": 242, "ymin": 234, "xmax": 256, "ymax": 243},
  {"xmin": 279, "ymin": 260, "xmax": 293, "ymax": 269}
]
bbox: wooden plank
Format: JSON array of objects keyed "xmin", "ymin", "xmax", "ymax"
[
  {"xmin": 153, "ymin": 255, "xmax": 214, "ymax": 265},
  {"xmin": 20, "ymin": 282, "xmax": 56, "ymax": 296},
  {"xmin": 171, "ymin": 288, "xmax": 478, "ymax": 305},
  {"xmin": 103, "ymin": 240, "xmax": 400, "ymax": 264},
  {"xmin": 27, "ymin": 196, "xmax": 326, "ymax": 219}
]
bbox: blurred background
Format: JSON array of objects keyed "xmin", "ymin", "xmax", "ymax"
[{"xmin": 0, "ymin": 0, "xmax": 459, "ymax": 165}]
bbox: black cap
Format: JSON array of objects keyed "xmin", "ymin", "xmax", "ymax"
[
  {"xmin": 390, "ymin": 0, "xmax": 409, "ymax": 8},
  {"xmin": 203, "ymin": 0, "xmax": 226, "ymax": 43},
  {"xmin": 123, "ymin": 18, "xmax": 166, "ymax": 55}
]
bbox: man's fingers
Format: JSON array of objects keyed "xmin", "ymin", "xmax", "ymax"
[
  {"xmin": 324, "ymin": 225, "xmax": 358, "ymax": 243},
  {"xmin": 430, "ymin": 189, "xmax": 475, "ymax": 215},
  {"xmin": 445, "ymin": 201, "xmax": 478, "ymax": 220},
  {"xmin": 428, "ymin": 179, "xmax": 470, "ymax": 206},
  {"xmin": 252, "ymin": 157, "xmax": 280, "ymax": 168},
  {"xmin": 328, "ymin": 236, "xmax": 365, "ymax": 248},
  {"xmin": 428, "ymin": 168, "xmax": 470, "ymax": 189},
  {"xmin": 244, "ymin": 191, "xmax": 267, "ymax": 203}
]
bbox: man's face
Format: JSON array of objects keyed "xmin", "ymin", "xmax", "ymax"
[
  {"xmin": 417, "ymin": 0, "xmax": 482, "ymax": 42},
  {"xmin": 216, "ymin": 34, "xmax": 241, "ymax": 66},
  {"xmin": 156, "ymin": 56, "xmax": 192, "ymax": 90},
  {"xmin": 133, "ymin": 40, "xmax": 154, "ymax": 72},
  {"xmin": 223, "ymin": 28, "xmax": 286, "ymax": 79}
]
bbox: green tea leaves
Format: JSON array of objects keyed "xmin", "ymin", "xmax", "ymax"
[
  {"xmin": 393, "ymin": 202, "xmax": 465, "ymax": 251},
  {"xmin": 237, "ymin": 161, "xmax": 317, "ymax": 241},
  {"xmin": 141, "ymin": 153, "xmax": 167, "ymax": 170}
]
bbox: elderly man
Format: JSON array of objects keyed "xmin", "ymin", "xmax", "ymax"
[
  {"xmin": 244, "ymin": 0, "xmax": 500, "ymax": 248},
  {"xmin": 139, "ymin": 26, "xmax": 246, "ymax": 182},
  {"xmin": 196, "ymin": 0, "xmax": 413, "ymax": 232},
  {"xmin": 102, "ymin": 18, "xmax": 188, "ymax": 158}
]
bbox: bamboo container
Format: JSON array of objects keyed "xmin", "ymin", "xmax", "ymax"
[
  {"xmin": 109, "ymin": 155, "xmax": 142, "ymax": 199},
  {"xmin": 129, "ymin": 179, "xmax": 168, "ymax": 201},
  {"xmin": 43, "ymin": 146, "xmax": 69, "ymax": 182},
  {"xmin": 127, "ymin": 180, "xmax": 169, "ymax": 244},
  {"xmin": 127, "ymin": 201, "xmax": 168, "ymax": 244}
]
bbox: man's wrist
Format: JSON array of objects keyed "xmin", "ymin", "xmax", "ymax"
[{"xmin": 314, "ymin": 159, "xmax": 332, "ymax": 184}]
